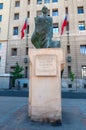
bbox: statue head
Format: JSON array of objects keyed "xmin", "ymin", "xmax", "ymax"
[{"xmin": 42, "ymin": 6, "xmax": 48, "ymax": 15}]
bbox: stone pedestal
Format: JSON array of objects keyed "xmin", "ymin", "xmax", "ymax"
[{"xmin": 28, "ymin": 48, "xmax": 65, "ymax": 123}]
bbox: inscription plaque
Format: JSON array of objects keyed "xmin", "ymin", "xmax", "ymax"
[{"xmin": 35, "ymin": 55, "xmax": 57, "ymax": 76}]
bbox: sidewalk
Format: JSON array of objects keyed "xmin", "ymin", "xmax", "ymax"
[
  {"xmin": 0, "ymin": 97, "xmax": 86, "ymax": 130},
  {"xmin": 1, "ymin": 88, "xmax": 86, "ymax": 99}
]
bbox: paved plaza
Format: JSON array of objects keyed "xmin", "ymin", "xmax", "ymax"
[{"xmin": 0, "ymin": 97, "xmax": 86, "ymax": 130}]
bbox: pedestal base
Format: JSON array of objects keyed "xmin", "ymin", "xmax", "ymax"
[{"xmin": 28, "ymin": 48, "xmax": 65, "ymax": 123}]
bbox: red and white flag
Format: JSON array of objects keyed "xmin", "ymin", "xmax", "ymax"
[
  {"xmin": 61, "ymin": 15, "xmax": 68, "ymax": 35},
  {"xmin": 21, "ymin": 19, "xmax": 28, "ymax": 39}
]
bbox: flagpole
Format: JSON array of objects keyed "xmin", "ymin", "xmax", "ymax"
[
  {"xmin": 26, "ymin": 18, "xmax": 29, "ymax": 79},
  {"xmin": 60, "ymin": 15, "xmax": 68, "ymax": 45},
  {"xmin": 26, "ymin": 25, "xmax": 28, "ymax": 47},
  {"xmin": 59, "ymin": 34, "xmax": 62, "ymax": 48},
  {"xmin": 67, "ymin": 23, "xmax": 69, "ymax": 44}
]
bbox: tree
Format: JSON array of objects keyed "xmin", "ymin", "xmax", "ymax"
[
  {"xmin": 69, "ymin": 71, "xmax": 75, "ymax": 82},
  {"xmin": 11, "ymin": 62, "xmax": 24, "ymax": 86}
]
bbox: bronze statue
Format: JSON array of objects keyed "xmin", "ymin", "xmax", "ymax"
[{"xmin": 31, "ymin": 6, "xmax": 60, "ymax": 48}]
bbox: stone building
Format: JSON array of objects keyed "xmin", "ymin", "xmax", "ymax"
[
  {"xmin": 0, "ymin": 0, "xmax": 11, "ymax": 74},
  {"xmin": 0, "ymin": 0, "xmax": 11, "ymax": 89},
  {"xmin": 0, "ymin": 0, "xmax": 86, "ymax": 89}
]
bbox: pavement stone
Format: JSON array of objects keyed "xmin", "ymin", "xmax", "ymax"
[{"xmin": 0, "ymin": 97, "xmax": 86, "ymax": 130}]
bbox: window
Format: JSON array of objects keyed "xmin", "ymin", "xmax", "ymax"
[
  {"xmin": 0, "ymin": 15, "xmax": 2, "ymax": 22},
  {"xmin": 13, "ymin": 27, "xmax": 18, "ymax": 35},
  {"xmin": 15, "ymin": 1, "xmax": 20, "ymax": 7},
  {"xmin": 68, "ymin": 66, "xmax": 71, "ymax": 77},
  {"xmin": 0, "ymin": 27, "xmax": 1, "ymax": 33},
  {"xmin": 47, "ymin": 10, "xmax": 50, "ymax": 16},
  {"xmin": 37, "ymin": 9, "xmax": 50, "ymax": 16},
  {"xmin": 25, "ymin": 66, "xmax": 28, "ymax": 78},
  {"xmin": 27, "ymin": 25, "xmax": 29, "ymax": 34},
  {"xmin": 52, "ymin": 9, "xmax": 58, "ymax": 16},
  {"xmin": 65, "ymin": 7, "xmax": 68, "ymax": 14},
  {"xmin": 0, "ymin": 43, "xmax": 2, "ymax": 49},
  {"xmin": 37, "ymin": 10, "xmax": 42, "ymax": 16},
  {"xmin": 68, "ymin": 84, "xmax": 72, "ymax": 88},
  {"xmin": 10, "ymin": 66, "xmax": 15, "ymax": 72},
  {"xmin": 80, "ymin": 45, "xmax": 86, "ymax": 54},
  {"xmin": 67, "ymin": 45, "xmax": 70, "ymax": 53},
  {"xmin": 11, "ymin": 48, "xmax": 17, "ymax": 56},
  {"xmin": 0, "ymin": 56, "xmax": 1, "ymax": 64},
  {"xmin": 28, "ymin": 0, "xmax": 30, "ymax": 4},
  {"xmin": 37, "ymin": 0, "xmax": 42, "ymax": 4},
  {"xmin": 27, "ymin": 11, "xmax": 30, "ymax": 18},
  {"xmin": 53, "ymin": 23, "xmax": 59, "ymax": 33},
  {"xmin": 78, "ymin": 7, "xmax": 84, "ymax": 14},
  {"xmin": 26, "ymin": 47, "xmax": 28, "ymax": 55},
  {"xmin": 82, "ymin": 66, "xmax": 86, "ymax": 78},
  {"xmin": 44, "ymin": 0, "xmax": 50, "ymax": 3},
  {"xmin": 0, "ymin": 3, "xmax": 3, "ymax": 9},
  {"xmin": 66, "ymin": 21, "xmax": 69, "ymax": 31},
  {"xmin": 52, "ymin": 0, "xmax": 58, "ymax": 2},
  {"xmin": 14, "ymin": 13, "xmax": 19, "ymax": 20},
  {"xmin": 78, "ymin": 21, "xmax": 85, "ymax": 31}
]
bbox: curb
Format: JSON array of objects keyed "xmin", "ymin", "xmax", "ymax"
[{"xmin": 0, "ymin": 90, "xmax": 86, "ymax": 99}]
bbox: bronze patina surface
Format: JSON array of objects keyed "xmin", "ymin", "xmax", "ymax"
[{"xmin": 31, "ymin": 6, "xmax": 60, "ymax": 48}]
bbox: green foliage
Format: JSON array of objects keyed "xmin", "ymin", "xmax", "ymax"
[
  {"xmin": 69, "ymin": 71, "xmax": 75, "ymax": 82},
  {"xmin": 11, "ymin": 62, "xmax": 24, "ymax": 86}
]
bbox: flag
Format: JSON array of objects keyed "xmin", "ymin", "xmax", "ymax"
[
  {"xmin": 61, "ymin": 15, "xmax": 68, "ymax": 35},
  {"xmin": 21, "ymin": 19, "xmax": 28, "ymax": 39}
]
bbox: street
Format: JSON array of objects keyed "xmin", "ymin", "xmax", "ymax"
[{"xmin": 0, "ymin": 97, "xmax": 86, "ymax": 130}]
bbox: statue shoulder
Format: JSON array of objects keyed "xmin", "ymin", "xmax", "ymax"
[
  {"xmin": 35, "ymin": 16, "xmax": 44, "ymax": 24},
  {"xmin": 47, "ymin": 16, "xmax": 52, "ymax": 22}
]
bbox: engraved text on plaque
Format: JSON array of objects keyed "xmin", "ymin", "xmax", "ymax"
[{"xmin": 35, "ymin": 55, "xmax": 57, "ymax": 76}]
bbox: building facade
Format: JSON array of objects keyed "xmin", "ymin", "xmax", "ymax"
[
  {"xmin": 1, "ymin": 0, "xmax": 86, "ymax": 89},
  {"xmin": 0, "ymin": 0, "xmax": 11, "ymax": 89},
  {"xmin": 0, "ymin": 0, "xmax": 11, "ymax": 74}
]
